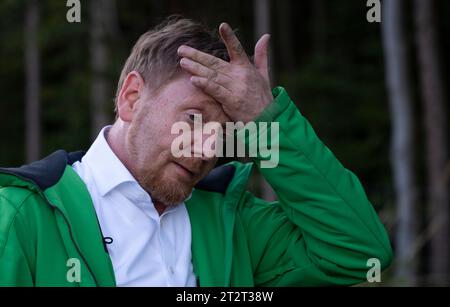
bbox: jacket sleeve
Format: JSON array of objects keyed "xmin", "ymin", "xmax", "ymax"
[
  {"xmin": 236, "ymin": 87, "xmax": 393, "ymax": 286},
  {"xmin": 0, "ymin": 193, "xmax": 34, "ymax": 286}
]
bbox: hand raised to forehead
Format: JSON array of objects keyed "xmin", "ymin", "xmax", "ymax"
[{"xmin": 177, "ymin": 22, "xmax": 273, "ymax": 123}]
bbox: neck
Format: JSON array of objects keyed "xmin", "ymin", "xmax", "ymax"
[
  {"xmin": 107, "ymin": 122, "xmax": 135, "ymax": 179},
  {"xmin": 153, "ymin": 200, "xmax": 167, "ymax": 216}
]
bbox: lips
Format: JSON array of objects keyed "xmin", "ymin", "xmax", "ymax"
[{"xmin": 173, "ymin": 161, "xmax": 199, "ymax": 178}]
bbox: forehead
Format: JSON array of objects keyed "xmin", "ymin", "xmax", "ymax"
[{"xmin": 160, "ymin": 74, "xmax": 230, "ymax": 123}]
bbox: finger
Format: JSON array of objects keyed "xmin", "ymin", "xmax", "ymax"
[
  {"xmin": 178, "ymin": 45, "xmax": 229, "ymax": 71},
  {"xmin": 180, "ymin": 57, "xmax": 213, "ymax": 78},
  {"xmin": 190, "ymin": 76, "xmax": 230, "ymax": 103},
  {"xmin": 180, "ymin": 58, "xmax": 233, "ymax": 89},
  {"xmin": 254, "ymin": 34, "xmax": 270, "ymax": 82},
  {"xmin": 219, "ymin": 23, "xmax": 249, "ymax": 65}
]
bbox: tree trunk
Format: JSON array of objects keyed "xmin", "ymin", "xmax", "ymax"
[
  {"xmin": 276, "ymin": 0, "xmax": 295, "ymax": 72},
  {"xmin": 253, "ymin": 0, "xmax": 276, "ymax": 202},
  {"xmin": 254, "ymin": 0, "xmax": 273, "ymax": 77},
  {"xmin": 312, "ymin": 0, "xmax": 326, "ymax": 58},
  {"xmin": 414, "ymin": 0, "xmax": 450, "ymax": 285},
  {"xmin": 25, "ymin": 0, "xmax": 41, "ymax": 163},
  {"xmin": 90, "ymin": 0, "xmax": 115, "ymax": 138},
  {"xmin": 381, "ymin": 0, "xmax": 418, "ymax": 284}
]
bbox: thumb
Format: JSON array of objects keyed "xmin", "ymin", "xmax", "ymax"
[{"xmin": 254, "ymin": 34, "xmax": 270, "ymax": 81}]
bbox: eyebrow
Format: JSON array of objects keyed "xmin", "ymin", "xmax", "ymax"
[{"xmin": 196, "ymin": 99, "xmax": 221, "ymax": 109}]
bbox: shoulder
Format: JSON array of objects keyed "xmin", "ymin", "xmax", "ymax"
[
  {"xmin": 0, "ymin": 186, "xmax": 39, "ymax": 253},
  {"xmin": 0, "ymin": 186, "xmax": 36, "ymax": 214}
]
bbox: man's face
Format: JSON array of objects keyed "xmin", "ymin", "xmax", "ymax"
[{"xmin": 126, "ymin": 73, "xmax": 230, "ymax": 206}]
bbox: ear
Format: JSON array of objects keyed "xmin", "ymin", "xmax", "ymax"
[{"xmin": 117, "ymin": 71, "xmax": 146, "ymax": 122}]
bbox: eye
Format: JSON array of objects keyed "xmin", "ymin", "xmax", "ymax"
[
  {"xmin": 188, "ymin": 114, "xmax": 196, "ymax": 122},
  {"xmin": 185, "ymin": 111, "xmax": 205, "ymax": 125}
]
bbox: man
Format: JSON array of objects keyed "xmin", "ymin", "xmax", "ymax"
[{"xmin": 0, "ymin": 17, "xmax": 392, "ymax": 286}]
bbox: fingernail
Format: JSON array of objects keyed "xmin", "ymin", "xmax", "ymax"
[
  {"xmin": 178, "ymin": 45, "xmax": 185, "ymax": 54},
  {"xmin": 220, "ymin": 22, "xmax": 230, "ymax": 32}
]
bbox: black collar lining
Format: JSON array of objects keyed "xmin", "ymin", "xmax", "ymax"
[{"xmin": 0, "ymin": 150, "xmax": 235, "ymax": 194}]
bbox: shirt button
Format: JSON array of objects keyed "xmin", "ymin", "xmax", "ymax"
[{"xmin": 168, "ymin": 267, "xmax": 174, "ymax": 275}]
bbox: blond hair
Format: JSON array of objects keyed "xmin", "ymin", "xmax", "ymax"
[{"xmin": 115, "ymin": 16, "xmax": 229, "ymax": 113}]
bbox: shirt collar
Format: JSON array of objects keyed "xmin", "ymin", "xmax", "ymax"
[
  {"xmin": 82, "ymin": 126, "xmax": 194, "ymax": 204},
  {"xmin": 82, "ymin": 126, "xmax": 137, "ymax": 197}
]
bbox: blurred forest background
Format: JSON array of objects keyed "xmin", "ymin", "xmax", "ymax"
[{"xmin": 0, "ymin": 0, "xmax": 449, "ymax": 286}]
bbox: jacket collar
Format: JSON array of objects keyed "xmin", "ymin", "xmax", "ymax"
[
  {"xmin": 0, "ymin": 150, "xmax": 249, "ymax": 286},
  {"xmin": 0, "ymin": 150, "xmax": 237, "ymax": 195},
  {"xmin": 0, "ymin": 150, "xmax": 115, "ymax": 286},
  {"xmin": 45, "ymin": 165, "xmax": 117, "ymax": 286},
  {"xmin": 0, "ymin": 150, "xmax": 84, "ymax": 190}
]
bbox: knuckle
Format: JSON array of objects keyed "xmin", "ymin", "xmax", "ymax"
[
  {"xmin": 208, "ymin": 69, "xmax": 218, "ymax": 82},
  {"xmin": 234, "ymin": 43, "xmax": 244, "ymax": 55},
  {"xmin": 208, "ymin": 58, "xmax": 217, "ymax": 69},
  {"xmin": 211, "ymin": 82, "xmax": 221, "ymax": 93},
  {"xmin": 213, "ymin": 83, "xmax": 221, "ymax": 92},
  {"xmin": 231, "ymin": 97, "xmax": 241, "ymax": 106}
]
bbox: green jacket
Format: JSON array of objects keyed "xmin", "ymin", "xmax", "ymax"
[{"xmin": 0, "ymin": 87, "xmax": 392, "ymax": 287}]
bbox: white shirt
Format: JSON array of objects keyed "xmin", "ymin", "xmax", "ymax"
[{"xmin": 72, "ymin": 126, "xmax": 196, "ymax": 287}]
